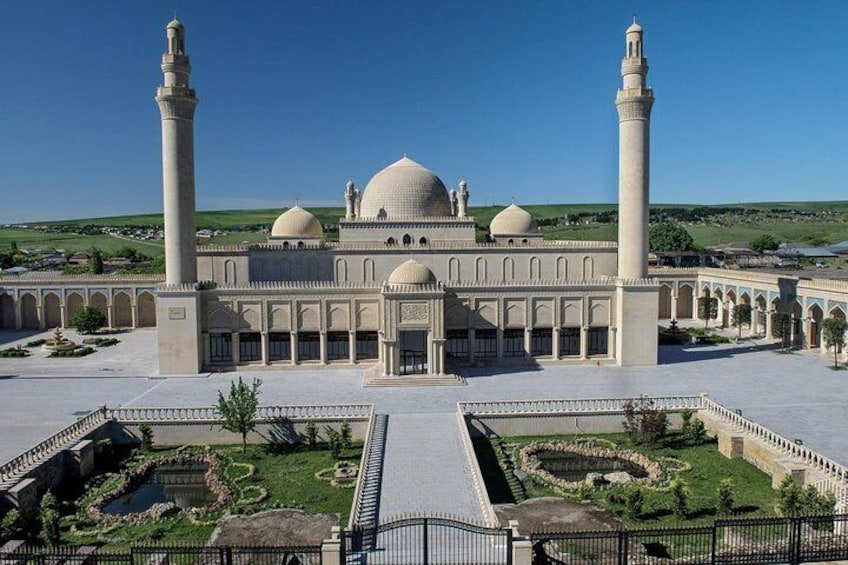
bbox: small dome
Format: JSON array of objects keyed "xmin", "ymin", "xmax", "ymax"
[
  {"xmin": 360, "ymin": 156, "xmax": 452, "ymax": 218},
  {"xmin": 489, "ymin": 204, "xmax": 539, "ymax": 236},
  {"xmin": 627, "ymin": 19, "xmax": 642, "ymax": 33},
  {"xmin": 270, "ymin": 206, "xmax": 323, "ymax": 238},
  {"xmin": 167, "ymin": 18, "xmax": 184, "ymax": 30},
  {"xmin": 388, "ymin": 259, "xmax": 436, "ymax": 286}
]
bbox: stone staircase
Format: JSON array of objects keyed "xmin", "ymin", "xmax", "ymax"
[{"xmin": 352, "ymin": 414, "xmax": 388, "ymax": 526}]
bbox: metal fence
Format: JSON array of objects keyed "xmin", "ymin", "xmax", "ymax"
[
  {"xmin": 0, "ymin": 544, "xmax": 322, "ymax": 565},
  {"xmin": 532, "ymin": 514, "xmax": 848, "ymax": 565},
  {"xmin": 343, "ymin": 516, "xmax": 512, "ymax": 565}
]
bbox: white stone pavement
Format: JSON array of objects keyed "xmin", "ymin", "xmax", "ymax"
[
  {"xmin": 4, "ymin": 329, "xmax": 848, "ymax": 518},
  {"xmin": 377, "ymin": 413, "xmax": 484, "ymax": 522}
]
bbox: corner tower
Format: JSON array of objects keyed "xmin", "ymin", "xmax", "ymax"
[
  {"xmin": 615, "ymin": 18, "xmax": 654, "ymax": 279},
  {"xmin": 156, "ymin": 17, "xmax": 199, "ymax": 285}
]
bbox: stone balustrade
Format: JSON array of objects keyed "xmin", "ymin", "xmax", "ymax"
[
  {"xmin": 107, "ymin": 404, "xmax": 373, "ymax": 422},
  {"xmin": 0, "ymin": 407, "xmax": 107, "ymax": 485},
  {"xmin": 455, "ymin": 410, "xmax": 499, "ymax": 528},
  {"xmin": 459, "ymin": 395, "xmax": 702, "ymax": 416},
  {"xmin": 348, "ymin": 408, "xmax": 379, "ymax": 529},
  {"xmin": 699, "ymin": 396, "xmax": 848, "ymax": 485}
]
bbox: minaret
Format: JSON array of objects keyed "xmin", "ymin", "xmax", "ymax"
[
  {"xmin": 344, "ymin": 180, "xmax": 356, "ymax": 220},
  {"xmin": 156, "ymin": 17, "xmax": 199, "ymax": 285},
  {"xmin": 457, "ymin": 179, "xmax": 469, "ymax": 218},
  {"xmin": 615, "ymin": 18, "xmax": 654, "ymax": 279}
]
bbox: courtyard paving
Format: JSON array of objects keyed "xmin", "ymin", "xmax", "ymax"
[{"xmin": 2, "ymin": 329, "xmax": 848, "ymax": 519}]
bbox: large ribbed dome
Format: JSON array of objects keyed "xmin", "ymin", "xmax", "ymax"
[
  {"xmin": 359, "ymin": 157, "xmax": 452, "ymax": 219},
  {"xmin": 270, "ymin": 206, "xmax": 323, "ymax": 238},
  {"xmin": 388, "ymin": 259, "xmax": 437, "ymax": 285},
  {"xmin": 489, "ymin": 204, "xmax": 539, "ymax": 236}
]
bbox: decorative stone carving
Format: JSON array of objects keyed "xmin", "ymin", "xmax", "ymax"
[{"xmin": 400, "ymin": 302, "xmax": 429, "ymax": 324}]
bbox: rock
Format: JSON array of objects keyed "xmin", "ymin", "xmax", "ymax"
[
  {"xmin": 585, "ymin": 472, "xmax": 609, "ymax": 487},
  {"xmin": 604, "ymin": 471, "xmax": 633, "ymax": 484}
]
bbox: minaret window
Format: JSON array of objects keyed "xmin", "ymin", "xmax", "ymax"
[
  {"xmin": 419, "ymin": 237, "xmax": 428, "ymax": 245},
  {"xmin": 628, "ymin": 41, "xmax": 633, "ymax": 57}
]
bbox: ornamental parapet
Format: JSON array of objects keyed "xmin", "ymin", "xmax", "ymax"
[
  {"xmin": 0, "ymin": 273, "xmax": 163, "ymax": 282},
  {"xmin": 616, "ymin": 277, "xmax": 660, "ymax": 287},
  {"xmin": 448, "ymin": 276, "xmax": 618, "ymax": 289},
  {"xmin": 458, "ymin": 395, "xmax": 702, "ymax": 416},
  {"xmin": 340, "ymin": 216, "xmax": 476, "ymax": 224},
  {"xmin": 107, "ymin": 404, "xmax": 373, "ymax": 422},
  {"xmin": 214, "ymin": 280, "xmax": 380, "ymax": 291},
  {"xmin": 615, "ymin": 95, "xmax": 654, "ymax": 121}
]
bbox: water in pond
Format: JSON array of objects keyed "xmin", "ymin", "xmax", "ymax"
[
  {"xmin": 102, "ymin": 462, "xmax": 215, "ymax": 515},
  {"xmin": 535, "ymin": 450, "xmax": 648, "ymax": 482}
]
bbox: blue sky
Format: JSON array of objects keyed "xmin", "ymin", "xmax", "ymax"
[{"xmin": 1, "ymin": 1, "xmax": 845, "ymax": 222}]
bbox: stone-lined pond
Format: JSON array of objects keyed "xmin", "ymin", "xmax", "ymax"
[
  {"xmin": 102, "ymin": 461, "xmax": 214, "ymax": 515},
  {"xmin": 534, "ymin": 449, "xmax": 648, "ymax": 482}
]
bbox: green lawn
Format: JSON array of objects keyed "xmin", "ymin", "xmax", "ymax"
[
  {"xmin": 475, "ymin": 432, "xmax": 781, "ymax": 527},
  {"xmin": 59, "ymin": 443, "xmax": 361, "ymax": 549}
]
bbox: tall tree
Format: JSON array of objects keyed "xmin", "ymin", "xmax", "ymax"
[
  {"xmin": 217, "ymin": 377, "xmax": 262, "ymax": 453},
  {"xmin": 89, "ymin": 247, "xmax": 104, "ymax": 275},
  {"xmin": 821, "ymin": 317, "xmax": 847, "ymax": 369},
  {"xmin": 771, "ymin": 312, "xmax": 792, "ymax": 351},
  {"xmin": 649, "ymin": 221, "xmax": 695, "ymax": 252},
  {"xmin": 732, "ymin": 304, "xmax": 752, "ymax": 339},
  {"xmin": 698, "ymin": 297, "xmax": 719, "ymax": 328}
]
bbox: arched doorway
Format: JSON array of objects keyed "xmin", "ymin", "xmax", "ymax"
[
  {"xmin": 791, "ymin": 300, "xmax": 803, "ymax": 346},
  {"xmin": 755, "ymin": 295, "xmax": 768, "ymax": 335},
  {"xmin": 726, "ymin": 290, "xmax": 737, "ymax": 327},
  {"xmin": 43, "ymin": 293, "xmax": 62, "ymax": 329},
  {"xmin": 808, "ymin": 304, "xmax": 824, "ymax": 349},
  {"xmin": 137, "ymin": 292, "xmax": 156, "ymax": 327},
  {"xmin": 677, "ymin": 284, "xmax": 694, "ymax": 319},
  {"xmin": 67, "ymin": 293, "xmax": 84, "ymax": 326},
  {"xmin": 20, "ymin": 294, "xmax": 39, "ymax": 330},
  {"xmin": 0, "ymin": 295, "xmax": 15, "ymax": 329},
  {"xmin": 713, "ymin": 289, "xmax": 726, "ymax": 327},
  {"xmin": 90, "ymin": 293, "xmax": 108, "ymax": 327},
  {"xmin": 658, "ymin": 285, "xmax": 672, "ymax": 319},
  {"xmin": 113, "ymin": 292, "xmax": 133, "ymax": 328}
]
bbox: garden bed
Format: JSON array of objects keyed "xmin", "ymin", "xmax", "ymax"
[
  {"xmin": 51, "ymin": 442, "xmax": 361, "ymax": 549},
  {"xmin": 474, "ymin": 431, "xmax": 782, "ymax": 527}
]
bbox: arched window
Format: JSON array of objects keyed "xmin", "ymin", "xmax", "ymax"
[
  {"xmin": 297, "ymin": 241, "xmax": 304, "ymax": 249},
  {"xmin": 628, "ymin": 41, "xmax": 633, "ymax": 57},
  {"xmin": 522, "ymin": 239, "xmax": 528, "ymax": 245},
  {"xmin": 387, "ymin": 237, "xmax": 396, "ymax": 245},
  {"xmin": 419, "ymin": 237, "xmax": 428, "ymax": 245},
  {"xmin": 508, "ymin": 239, "xmax": 514, "ymax": 245},
  {"xmin": 282, "ymin": 241, "xmax": 289, "ymax": 249},
  {"xmin": 403, "ymin": 234, "xmax": 412, "ymax": 245}
]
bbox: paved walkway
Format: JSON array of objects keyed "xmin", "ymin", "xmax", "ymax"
[{"xmin": 377, "ymin": 413, "xmax": 484, "ymax": 522}]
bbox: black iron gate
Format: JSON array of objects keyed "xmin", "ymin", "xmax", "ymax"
[{"xmin": 344, "ymin": 516, "xmax": 512, "ymax": 565}]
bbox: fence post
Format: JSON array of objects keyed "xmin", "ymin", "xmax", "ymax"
[
  {"xmin": 224, "ymin": 547, "xmax": 233, "ymax": 565},
  {"xmin": 322, "ymin": 526, "xmax": 343, "ymax": 565},
  {"xmin": 617, "ymin": 530, "xmax": 628, "ymax": 565},
  {"xmin": 423, "ymin": 517, "xmax": 429, "ymax": 565},
  {"xmin": 711, "ymin": 522, "xmax": 718, "ymax": 565}
]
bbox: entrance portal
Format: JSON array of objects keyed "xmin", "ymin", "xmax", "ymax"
[{"xmin": 399, "ymin": 330, "xmax": 427, "ymax": 375}]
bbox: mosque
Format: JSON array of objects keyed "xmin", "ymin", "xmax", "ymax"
[
  {"xmin": 148, "ymin": 17, "xmax": 660, "ymax": 376},
  {"xmin": 2, "ymin": 18, "xmax": 846, "ymax": 376}
]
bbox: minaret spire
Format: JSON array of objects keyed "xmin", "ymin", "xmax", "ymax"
[
  {"xmin": 156, "ymin": 17, "xmax": 199, "ymax": 285},
  {"xmin": 615, "ymin": 17, "xmax": 654, "ymax": 279}
]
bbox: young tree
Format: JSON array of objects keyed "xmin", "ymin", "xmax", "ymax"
[
  {"xmin": 670, "ymin": 479, "xmax": 690, "ymax": 519},
  {"xmin": 717, "ymin": 478, "xmax": 735, "ymax": 515},
  {"xmin": 71, "ymin": 306, "xmax": 107, "ymax": 335},
  {"xmin": 698, "ymin": 297, "xmax": 719, "ymax": 328},
  {"xmin": 771, "ymin": 312, "xmax": 792, "ymax": 351},
  {"xmin": 649, "ymin": 221, "xmax": 695, "ymax": 252},
  {"xmin": 626, "ymin": 486, "xmax": 644, "ymax": 520},
  {"xmin": 39, "ymin": 491, "xmax": 61, "ymax": 546},
  {"xmin": 732, "ymin": 304, "xmax": 752, "ymax": 339},
  {"xmin": 217, "ymin": 377, "xmax": 262, "ymax": 453},
  {"xmin": 777, "ymin": 475, "xmax": 805, "ymax": 516},
  {"xmin": 821, "ymin": 317, "xmax": 847, "ymax": 369},
  {"xmin": 304, "ymin": 420, "xmax": 318, "ymax": 450},
  {"xmin": 139, "ymin": 423, "xmax": 154, "ymax": 451},
  {"xmin": 89, "ymin": 247, "xmax": 104, "ymax": 275}
]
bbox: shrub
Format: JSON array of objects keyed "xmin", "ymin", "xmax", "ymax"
[
  {"xmin": 39, "ymin": 491, "xmax": 61, "ymax": 546},
  {"xmin": 0, "ymin": 509, "xmax": 23, "ymax": 542},
  {"xmin": 340, "ymin": 420, "xmax": 353, "ymax": 450},
  {"xmin": 626, "ymin": 486, "xmax": 644, "ymax": 520},
  {"xmin": 25, "ymin": 339, "xmax": 46, "ymax": 347},
  {"xmin": 139, "ymin": 423, "xmax": 154, "ymax": 451},
  {"xmin": 717, "ymin": 478, "xmax": 735, "ymax": 515},
  {"xmin": 681, "ymin": 409, "xmax": 708, "ymax": 445},
  {"xmin": 71, "ymin": 306, "xmax": 107, "ymax": 335},
  {"xmin": 0, "ymin": 348, "xmax": 29, "ymax": 358},
  {"xmin": 305, "ymin": 420, "xmax": 318, "ymax": 450},
  {"xmin": 622, "ymin": 396, "xmax": 668, "ymax": 445},
  {"xmin": 325, "ymin": 427, "xmax": 342, "ymax": 459},
  {"xmin": 670, "ymin": 479, "xmax": 690, "ymax": 519},
  {"xmin": 777, "ymin": 476, "xmax": 805, "ymax": 516},
  {"xmin": 49, "ymin": 346, "xmax": 94, "ymax": 358}
]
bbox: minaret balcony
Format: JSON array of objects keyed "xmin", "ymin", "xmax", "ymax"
[{"xmin": 156, "ymin": 85, "xmax": 197, "ymax": 98}]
